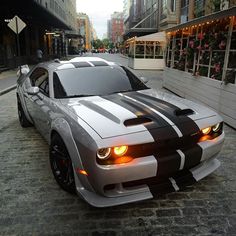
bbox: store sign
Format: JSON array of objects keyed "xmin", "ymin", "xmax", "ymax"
[{"xmin": 7, "ymin": 15, "xmax": 26, "ymax": 34}]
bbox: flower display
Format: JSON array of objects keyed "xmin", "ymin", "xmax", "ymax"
[{"xmin": 166, "ymin": 16, "xmax": 234, "ymax": 83}]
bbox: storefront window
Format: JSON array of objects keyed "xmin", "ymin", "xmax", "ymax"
[
  {"xmin": 135, "ymin": 45, "xmax": 144, "ymax": 58},
  {"xmin": 166, "ymin": 15, "xmax": 236, "ymax": 84}
]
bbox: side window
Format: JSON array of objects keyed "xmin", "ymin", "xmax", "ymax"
[{"xmin": 29, "ymin": 68, "xmax": 49, "ymax": 97}]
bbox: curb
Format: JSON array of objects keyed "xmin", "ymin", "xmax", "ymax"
[{"xmin": 0, "ymin": 84, "xmax": 17, "ymax": 96}]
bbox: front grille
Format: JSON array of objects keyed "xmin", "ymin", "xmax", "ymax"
[
  {"xmin": 123, "ymin": 169, "xmax": 196, "ymax": 194},
  {"xmin": 97, "ymin": 132, "xmax": 201, "ymax": 165},
  {"xmin": 104, "ymin": 169, "xmax": 196, "ymax": 195},
  {"xmin": 123, "ymin": 131, "xmax": 201, "ymax": 158}
]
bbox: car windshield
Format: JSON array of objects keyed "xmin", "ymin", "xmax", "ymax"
[{"xmin": 53, "ymin": 65, "xmax": 148, "ymax": 98}]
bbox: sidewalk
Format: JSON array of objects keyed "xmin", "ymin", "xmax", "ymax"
[
  {"xmin": 0, "ymin": 65, "xmax": 35, "ymax": 96},
  {"xmin": 0, "ymin": 69, "xmax": 18, "ymax": 96}
]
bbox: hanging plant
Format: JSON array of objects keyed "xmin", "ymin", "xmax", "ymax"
[
  {"xmin": 188, "ymin": 39, "xmax": 201, "ymax": 52},
  {"xmin": 197, "ymin": 33, "xmax": 204, "ymax": 40}
]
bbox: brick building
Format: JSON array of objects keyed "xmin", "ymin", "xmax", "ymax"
[{"xmin": 108, "ymin": 12, "xmax": 124, "ymax": 45}]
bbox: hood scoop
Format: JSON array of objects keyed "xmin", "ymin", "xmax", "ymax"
[
  {"xmin": 175, "ymin": 108, "xmax": 195, "ymax": 116},
  {"xmin": 124, "ymin": 117, "xmax": 153, "ymax": 127}
]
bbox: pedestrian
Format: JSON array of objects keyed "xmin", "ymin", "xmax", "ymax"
[{"xmin": 36, "ymin": 49, "xmax": 43, "ymax": 63}]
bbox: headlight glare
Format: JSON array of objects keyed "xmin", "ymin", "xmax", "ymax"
[
  {"xmin": 202, "ymin": 127, "xmax": 211, "ymax": 135},
  {"xmin": 113, "ymin": 145, "xmax": 128, "ymax": 156},
  {"xmin": 97, "ymin": 148, "xmax": 111, "ymax": 160}
]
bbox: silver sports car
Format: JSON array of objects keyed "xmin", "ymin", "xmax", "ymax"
[{"xmin": 16, "ymin": 57, "xmax": 224, "ymax": 207}]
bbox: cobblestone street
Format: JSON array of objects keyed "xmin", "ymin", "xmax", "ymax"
[{"xmin": 0, "ymin": 55, "xmax": 236, "ymax": 235}]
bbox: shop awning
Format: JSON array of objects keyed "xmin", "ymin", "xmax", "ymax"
[
  {"xmin": 166, "ymin": 6, "xmax": 236, "ymax": 32},
  {"xmin": 135, "ymin": 31, "xmax": 166, "ymax": 42}
]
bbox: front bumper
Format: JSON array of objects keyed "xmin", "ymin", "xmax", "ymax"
[
  {"xmin": 75, "ymin": 132, "xmax": 224, "ymax": 207},
  {"xmin": 75, "ymin": 157, "xmax": 221, "ymax": 207},
  {"xmin": 94, "ymin": 132, "xmax": 223, "ymax": 190}
]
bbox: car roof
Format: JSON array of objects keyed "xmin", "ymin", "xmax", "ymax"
[
  {"xmin": 40, "ymin": 57, "xmax": 116, "ymax": 71},
  {"xmin": 70, "ymin": 57, "xmax": 107, "ymax": 62}
]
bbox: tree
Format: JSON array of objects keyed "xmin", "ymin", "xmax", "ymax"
[
  {"xmin": 102, "ymin": 38, "xmax": 110, "ymax": 48},
  {"xmin": 92, "ymin": 39, "xmax": 103, "ymax": 49}
]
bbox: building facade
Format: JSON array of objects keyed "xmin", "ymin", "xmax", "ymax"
[
  {"xmin": 124, "ymin": 0, "xmax": 159, "ymax": 39},
  {"xmin": 158, "ymin": 0, "xmax": 179, "ymax": 30},
  {"xmin": 108, "ymin": 12, "xmax": 124, "ymax": 45},
  {"xmin": 77, "ymin": 13, "xmax": 92, "ymax": 51},
  {"xmin": 123, "ymin": 0, "xmax": 236, "ymax": 39},
  {"xmin": 180, "ymin": 0, "xmax": 236, "ymax": 23},
  {"xmin": 0, "ymin": 0, "xmax": 77, "ymax": 69}
]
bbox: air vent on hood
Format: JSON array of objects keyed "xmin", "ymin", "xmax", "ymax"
[
  {"xmin": 175, "ymin": 109, "xmax": 195, "ymax": 116},
  {"xmin": 124, "ymin": 117, "xmax": 152, "ymax": 127}
]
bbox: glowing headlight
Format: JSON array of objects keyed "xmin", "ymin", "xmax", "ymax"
[
  {"xmin": 212, "ymin": 123, "xmax": 221, "ymax": 132},
  {"xmin": 97, "ymin": 148, "xmax": 111, "ymax": 160},
  {"xmin": 113, "ymin": 145, "xmax": 128, "ymax": 156},
  {"xmin": 202, "ymin": 127, "xmax": 212, "ymax": 135}
]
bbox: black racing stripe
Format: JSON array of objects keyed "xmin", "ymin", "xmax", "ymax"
[
  {"xmin": 128, "ymin": 91, "xmax": 203, "ymax": 168},
  {"xmin": 123, "ymin": 176, "xmax": 176, "ymax": 195},
  {"xmin": 148, "ymin": 179, "xmax": 176, "ymax": 195},
  {"xmin": 103, "ymin": 93, "xmax": 182, "ymax": 175},
  {"xmin": 102, "ymin": 94, "xmax": 146, "ymax": 117},
  {"xmin": 79, "ymin": 100, "xmax": 120, "ymax": 124},
  {"xmin": 129, "ymin": 91, "xmax": 200, "ymax": 136},
  {"xmin": 154, "ymin": 151, "xmax": 181, "ymax": 177},
  {"xmin": 173, "ymin": 170, "xmax": 196, "ymax": 188},
  {"xmin": 119, "ymin": 97, "xmax": 168, "ymax": 128},
  {"xmin": 181, "ymin": 145, "xmax": 203, "ymax": 169},
  {"xmin": 102, "ymin": 94, "xmax": 179, "ymax": 141},
  {"xmin": 124, "ymin": 169, "xmax": 198, "ymax": 195}
]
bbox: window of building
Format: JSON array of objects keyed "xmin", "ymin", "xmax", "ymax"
[
  {"xmin": 161, "ymin": 0, "xmax": 168, "ymax": 20},
  {"xmin": 180, "ymin": 0, "xmax": 189, "ymax": 23},
  {"xmin": 171, "ymin": 0, "xmax": 176, "ymax": 12},
  {"xmin": 194, "ymin": 0, "xmax": 205, "ymax": 17}
]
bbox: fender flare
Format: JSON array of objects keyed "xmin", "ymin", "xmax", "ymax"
[
  {"xmin": 50, "ymin": 118, "xmax": 94, "ymax": 192},
  {"xmin": 16, "ymin": 88, "xmax": 34, "ymax": 124}
]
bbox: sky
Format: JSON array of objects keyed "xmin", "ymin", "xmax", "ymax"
[{"xmin": 76, "ymin": 0, "xmax": 124, "ymax": 39}]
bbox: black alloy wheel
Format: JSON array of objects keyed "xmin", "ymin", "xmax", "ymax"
[
  {"xmin": 50, "ymin": 134, "xmax": 76, "ymax": 194},
  {"xmin": 17, "ymin": 95, "xmax": 32, "ymax": 127}
]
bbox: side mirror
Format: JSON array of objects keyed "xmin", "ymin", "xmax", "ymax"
[
  {"xmin": 27, "ymin": 87, "xmax": 39, "ymax": 95},
  {"xmin": 140, "ymin": 77, "xmax": 149, "ymax": 84},
  {"xmin": 17, "ymin": 65, "xmax": 30, "ymax": 77}
]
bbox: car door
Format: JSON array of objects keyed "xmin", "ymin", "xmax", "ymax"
[
  {"xmin": 26, "ymin": 67, "xmax": 51, "ymax": 139},
  {"xmin": 23, "ymin": 67, "xmax": 45, "ymax": 122}
]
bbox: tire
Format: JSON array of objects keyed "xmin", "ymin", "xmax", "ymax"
[
  {"xmin": 49, "ymin": 134, "xmax": 76, "ymax": 194},
  {"xmin": 17, "ymin": 95, "xmax": 32, "ymax": 127}
]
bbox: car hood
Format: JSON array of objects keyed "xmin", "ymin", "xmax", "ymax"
[{"xmin": 60, "ymin": 89, "xmax": 217, "ymax": 139}]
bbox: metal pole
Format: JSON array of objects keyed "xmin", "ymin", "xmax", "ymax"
[{"xmin": 15, "ymin": 16, "xmax": 21, "ymax": 74}]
